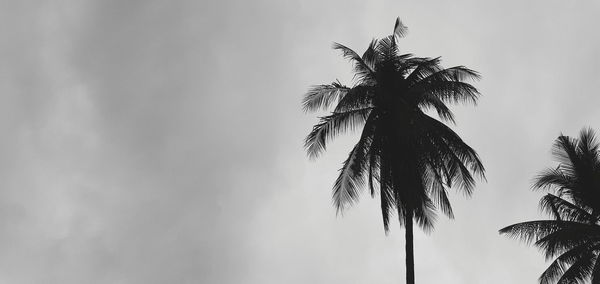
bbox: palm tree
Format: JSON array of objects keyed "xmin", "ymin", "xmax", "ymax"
[
  {"xmin": 500, "ymin": 128, "xmax": 600, "ymax": 284},
  {"xmin": 303, "ymin": 18, "xmax": 485, "ymax": 284}
]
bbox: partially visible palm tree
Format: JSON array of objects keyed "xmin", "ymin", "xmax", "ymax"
[
  {"xmin": 304, "ymin": 18, "xmax": 484, "ymax": 284},
  {"xmin": 500, "ymin": 128, "xmax": 600, "ymax": 284}
]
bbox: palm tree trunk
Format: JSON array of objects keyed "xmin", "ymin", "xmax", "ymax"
[{"xmin": 405, "ymin": 209, "xmax": 415, "ymax": 284}]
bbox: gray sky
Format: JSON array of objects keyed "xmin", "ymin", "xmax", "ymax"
[{"xmin": 1, "ymin": 0, "xmax": 600, "ymax": 283}]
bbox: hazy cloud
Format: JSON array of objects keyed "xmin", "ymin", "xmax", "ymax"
[{"xmin": 1, "ymin": 0, "xmax": 599, "ymax": 283}]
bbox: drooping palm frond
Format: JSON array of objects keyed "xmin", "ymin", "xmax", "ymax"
[
  {"xmin": 534, "ymin": 224, "xmax": 600, "ymax": 259},
  {"xmin": 409, "ymin": 67, "xmax": 481, "ymax": 107},
  {"xmin": 418, "ymin": 93, "xmax": 456, "ymax": 124},
  {"xmin": 411, "ymin": 194, "xmax": 437, "ymax": 233},
  {"xmin": 304, "ymin": 107, "xmax": 372, "ymax": 159},
  {"xmin": 556, "ymin": 252, "xmax": 598, "ymax": 284},
  {"xmin": 418, "ymin": 115, "xmax": 485, "ymax": 193},
  {"xmin": 423, "ymin": 160, "xmax": 454, "ymax": 219},
  {"xmin": 416, "ymin": 80, "xmax": 481, "ymax": 106},
  {"xmin": 378, "ymin": 149, "xmax": 395, "ymax": 232},
  {"xmin": 332, "ymin": 114, "xmax": 378, "ymax": 212},
  {"xmin": 367, "ymin": 133, "xmax": 381, "ymax": 198},
  {"xmin": 539, "ymin": 242, "xmax": 593, "ymax": 284},
  {"xmin": 417, "ymin": 65, "xmax": 481, "ymax": 83}
]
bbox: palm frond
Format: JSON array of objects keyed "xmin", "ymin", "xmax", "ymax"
[
  {"xmin": 418, "ymin": 93, "xmax": 456, "ymax": 124},
  {"xmin": 302, "ymin": 82, "xmax": 349, "ymax": 112},
  {"xmin": 539, "ymin": 194, "xmax": 594, "ymax": 223},
  {"xmin": 332, "ymin": 142, "xmax": 368, "ymax": 213},
  {"xmin": 379, "ymin": 152, "xmax": 395, "ymax": 232},
  {"xmin": 412, "ymin": 195, "xmax": 437, "ymax": 233},
  {"xmin": 419, "ymin": 115, "xmax": 485, "ymax": 195},
  {"xmin": 423, "ymin": 114, "xmax": 484, "ymax": 175},
  {"xmin": 405, "ymin": 57, "xmax": 442, "ymax": 84},
  {"xmin": 367, "ymin": 140, "xmax": 381, "ymax": 198},
  {"xmin": 333, "ymin": 85, "xmax": 374, "ymax": 113},
  {"xmin": 556, "ymin": 252, "xmax": 597, "ymax": 284},
  {"xmin": 577, "ymin": 128, "xmax": 599, "ymax": 156},
  {"xmin": 535, "ymin": 225, "xmax": 600, "ymax": 259},
  {"xmin": 393, "ymin": 17, "xmax": 408, "ymax": 39},
  {"xmin": 305, "ymin": 108, "xmax": 372, "ymax": 159},
  {"xmin": 375, "ymin": 35, "xmax": 400, "ymax": 64},
  {"xmin": 424, "ymin": 162, "xmax": 454, "ymax": 219},
  {"xmin": 413, "ymin": 66, "xmax": 481, "ymax": 84},
  {"xmin": 413, "ymin": 80, "xmax": 481, "ymax": 106},
  {"xmin": 534, "ymin": 167, "xmax": 575, "ymax": 192},
  {"xmin": 362, "ymin": 39, "xmax": 379, "ymax": 70},
  {"xmin": 332, "ymin": 114, "xmax": 378, "ymax": 212},
  {"xmin": 540, "ymin": 243, "xmax": 598, "ymax": 284},
  {"xmin": 419, "ymin": 145, "xmax": 455, "ymax": 219},
  {"xmin": 499, "ymin": 220, "xmax": 578, "ymax": 244},
  {"xmin": 332, "ymin": 42, "xmax": 375, "ymax": 84},
  {"xmin": 552, "ymin": 135, "xmax": 580, "ymax": 172}
]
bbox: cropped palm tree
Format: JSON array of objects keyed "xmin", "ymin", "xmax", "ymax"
[
  {"xmin": 303, "ymin": 18, "xmax": 485, "ymax": 284},
  {"xmin": 500, "ymin": 128, "xmax": 600, "ymax": 284}
]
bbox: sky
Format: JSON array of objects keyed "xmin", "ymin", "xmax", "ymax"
[{"xmin": 0, "ymin": 0, "xmax": 600, "ymax": 283}]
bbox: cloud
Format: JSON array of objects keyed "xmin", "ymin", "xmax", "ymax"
[{"xmin": 1, "ymin": 0, "xmax": 600, "ymax": 283}]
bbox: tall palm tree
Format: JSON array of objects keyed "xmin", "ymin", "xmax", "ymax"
[
  {"xmin": 303, "ymin": 18, "xmax": 485, "ymax": 284},
  {"xmin": 500, "ymin": 128, "xmax": 600, "ymax": 284}
]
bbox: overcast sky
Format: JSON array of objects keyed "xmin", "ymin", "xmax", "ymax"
[{"xmin": 1, "ymin": 0, "xmax": 600, "ymax": 283}]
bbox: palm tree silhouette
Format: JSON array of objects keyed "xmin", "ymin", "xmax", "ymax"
[
  {"xmin": 500, "ymin": 128, "xmax": 600, "ymax": 284},
  {"xmin": 303, "ymin": 18, "xmax": 485, "ymax": 284}
]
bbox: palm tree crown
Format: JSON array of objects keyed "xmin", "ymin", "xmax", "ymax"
[
  {"xmin": 304, "ymin": 18, "xmax": 484, "ymax": 283},
  {"xmin": 500, "ymin": 128, "xmax": 600, "ymax": 284}
]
